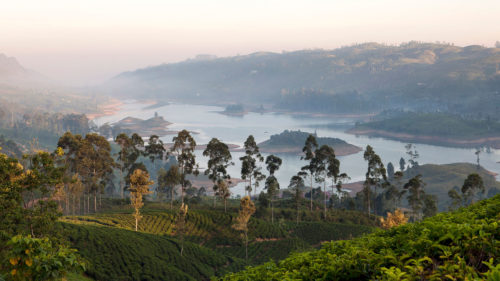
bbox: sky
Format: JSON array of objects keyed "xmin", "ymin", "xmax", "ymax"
[{"xmin": 1, "ymin": 0, "xmax": 499, "ymax": 86}]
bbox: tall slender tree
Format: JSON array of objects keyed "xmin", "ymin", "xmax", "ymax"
[
  {"xmin": 399, "ymin": 157, "xmax": 406, "ymax": 172},
  {"xmin": 314, "ymin": 145, "xmax": 347, "ymax": 218},
  {"xmin": 301, "ymin": 134, "xmax": 318, "ymax": 211},
  {"xmin": 288, "ymin": 175, "xmax": 305, "ymax": 224},
  {"xmin": 203, "ymin": 138, "xmax": 233, "ymax": 209},
  {"xmin": 129, "ymin": 169, "xmax": 153, "ymax": 231},
  {"xmin": 404, "ymin": 175, "xmax": 426, "ymax": 221},
  {"xmin": 265, "ymin": 154, "xmax": 282, "ymax": 224},
  {"xmin": 114, "ymin": 133, "xmax": 133, "ymax": 198},
  {"xmin": 174, "ymin": 203, "xmax": 188, "ymax": 256},
  {"xmin": 77, "ymin": 133, "xmax": 114, "ymax": 213},
  {"xmin": 171, "ymin": 130, "xmax": 197, "ymax": 204},
  {"xmin": 363, "ymin": 145, "xmax": 387, "ymax": 215},
  {"xmin": 157, "ymin": 165, "xmax": 181, "ymax": 209},
  {"xmin": 232, "ymin": 196, "xmax": 256, "ymax": 263},
  {"xmin": 461, "ymin": 173, "xmax": 485, "ymax": 205},
  {"xmin": 145, "ymin": 135, "xmax": 166, "ymax": 170},
  {"xmin": 239, "ymin": 135, "xmax": 265, "ymax": 197}
]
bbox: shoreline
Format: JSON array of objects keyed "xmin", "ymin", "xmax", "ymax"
[
  {"xmin": 86, "ymin": 99, "xmax": 124, "ymax": 120},
  {"xmin": 347, "ymin": 128, "xmax": 500, "ymax": 149}
]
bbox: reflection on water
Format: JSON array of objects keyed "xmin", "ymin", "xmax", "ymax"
[{"xmin": 95, "ymin": 101, "xmax": 500, "ymax": 196}]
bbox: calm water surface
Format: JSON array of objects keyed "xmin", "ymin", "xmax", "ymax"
[{"xmin": 95, "ymin": 101, "xmax": 500, "ymax": 196}]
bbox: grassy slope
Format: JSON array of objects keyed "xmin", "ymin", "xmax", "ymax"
[
  {"xmin": 220, "ymin": 195, "xmax": 500, "ymax": 280},
  {"xmin": 62, "ymin": 208, "xmax": 375, "ymax": 280}
]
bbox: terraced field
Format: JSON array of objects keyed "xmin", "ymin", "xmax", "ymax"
[{"xmin": 62, "ymin": 208, "xmax": 376, "ymax": 280}]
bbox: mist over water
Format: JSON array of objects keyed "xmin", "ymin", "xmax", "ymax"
[{"xmin": 95, "ymin": 101, "xmax": 500, "ymax": 196}]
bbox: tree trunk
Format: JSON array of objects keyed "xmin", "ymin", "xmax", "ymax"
[
  {"xmin": 245, "ymin": 230, "xmax": 248, "ymax": 263},
  {"xmin": 271, "ymin": 198, "xmax": 274, "ymax": 224},
  {"xmin": 87, "ymin": 193, "xmax": 90, "ymax": 214},
  {"xmin": 296, "ymin": 205, "xmax": 299, "ymax": 225},
  {"xmin": 66, "ymin": 193, "xmax": 70, "ymax": 215},
  {"xmin": 181, "ymin": 184, "xmax": 184, "ymax": 204},
  {"xmin": 170, "ymin": 187, "xmax": 174, "ymax": 210},
  {"xmin": 135, "ymin": 215, "xmax": 138, "ymax": 231},
  {"xmin": 310, "ymin": 175, "xmax": 313, "ymax": 211},
  {"xmin": 373, "ymin": 185, "xmax": 377, "ymax": 215},
  {"xmin": 94, "ymin": 192, "xmax": 97, "ymax": 213},
  {"xmin": 224, "ymin": 198, "xmax": 227, "ymax": 213},
  {"xmin": 324, "ymin": 181, "xmax": 327, "ymax": 219},
  {"xmin": 213, "ymin": 191, "xmax": 216, "ymax": 208},
  {"xmin": 120, "ymin": 167, "xmax": 124, "ymax": 199}
]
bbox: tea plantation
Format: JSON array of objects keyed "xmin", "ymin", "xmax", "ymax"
[
  {"xmin": 62, "ymin": 207, "xmax": 375, "ymax": 280},
  {"xmin": 220, "ymin": 195, "xmax": 500, "ymax": 280}
]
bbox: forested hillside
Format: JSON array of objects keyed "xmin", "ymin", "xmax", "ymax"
[{"xmin": 105, "ymin": 42, "xmax": 500, "ymax": 117}]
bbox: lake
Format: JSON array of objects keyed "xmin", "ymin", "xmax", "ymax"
[{"xmin": 95, "ymin": 100, "xmax": 500, "ymax": 196}]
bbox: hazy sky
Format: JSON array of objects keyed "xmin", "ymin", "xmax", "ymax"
[{"xmin": 1, "ymin": 0, "xmax": 499, "ymax": 85}]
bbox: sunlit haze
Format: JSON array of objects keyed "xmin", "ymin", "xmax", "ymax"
[{"xmin": 1, "ymin": 0, "xmax": 499, "ymax": 85}]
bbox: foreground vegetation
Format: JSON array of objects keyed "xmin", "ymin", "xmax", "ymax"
[{"xmin": 221, "ymin": 194, "xmax": 500, "ymax": 280}]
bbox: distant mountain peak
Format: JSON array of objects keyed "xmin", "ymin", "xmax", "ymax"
[{"xmin": 0, "ymin": 53, "xmax": 27, "ymax": 76}]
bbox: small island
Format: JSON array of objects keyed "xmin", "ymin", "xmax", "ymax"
[
  {"xmin": 112, "ymin": 112, "xmax": 174, "ymax": 137},
  {"xmin": 347, "ymin": 112, "xmax": 500, "ymax": 148},
  {"xmin": 257, "ymin": 130, "xmax": 362, "ymax": 156},
  {"xmin": 219, "ymin": 104, "xmax": 247, "ymax": 116}
]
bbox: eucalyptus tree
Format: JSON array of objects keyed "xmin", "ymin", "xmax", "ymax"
[
  {"xmin": 300, "ymin": 134, "xmax": 318, "ymax": 211},
  {"xmin": 404, "ymin": 175, "xmax": 426, "ymax": 221},
  {"xmin": 114, "ymin": 133, "xmax": 133, "ymax": 198},
  {"xmin": 314, "ymin": 145, "xmax": 335, "ymax": 218},
  {"xmin": 399, "ymin": 157, "xmax": 406, "ymax": 172},
  {"xmin": 157, "ymin": 165, "xmax": 181, "ymax": 209},
  {"xmin": 288, "ymin": 175, "xmax": 305, "ymax": 224},
  {"xmin": 240, "ymin": 135, "xmax": 265, "ymax": 197},
  {"xmin": 129, "ymin": 169, "xmax": 153, "ymax": 231},
  {"xmin": 203, "ymin": 137, "xmax": 233, "ymax": 209},
  {"xmin": 405, "ymin": 143, "xmax": 419, "ymax": 173},
  {"xmin": 363, "ymin": 145, "xmax": 387, "ymax": 215},
  {"xmin": 265, "ymin": 154, "xmax": 282, "ymax": 224},
  {"xmin": 145, "ymin": 134, "xmax": 166, "ymax": 170},
  {"xmin": 461, "ymin": 173, "xmax": 485, "ymax": 205},
  {"xmin": 77, "ymin": 133, "xmax": 115, "ymax": 213},
  {"xmin": 387, "ymin": 162, "xmax": 395, "ymax": 179},
  {"xmin": 171, "ymin": 130, "xmax": 198, "ymax": 204},
  {"xmin": 232, "ymin": 196, "xmax": 256, "ymax": 263}
]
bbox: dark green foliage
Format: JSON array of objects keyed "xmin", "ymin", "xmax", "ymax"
[
  {"xmin": 263, "ymin": 130, "xmax": 348, "ymax": 147},
  {"xmin": 223, "ymin": 104, "xmax": 244, "ymax": 113},
  {"xmin": 221, "ymin": 195, "xmax": 500, "ymax": 280}
]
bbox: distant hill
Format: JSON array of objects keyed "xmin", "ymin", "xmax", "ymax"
[
  {"xmin": 0, "ymin": 53, "xmax": 28, "ymax": 77},
  {"xmin": 0, "ymin": 53, "xmax": 46, "ymax": 84},
  {"xmin": 257, "ymin": 130, "xmax": 362, "ymax": 156},
  {"xmin": 349, "ymin": 112, "xmax": 500, "ymax": 148},
  {"xmin": 400, "ymin": 163, "xmax": 500, "ymax": 211},
  {"xmin": 104, "ymin": 42, "xmax": 500, "ymax": 117}
]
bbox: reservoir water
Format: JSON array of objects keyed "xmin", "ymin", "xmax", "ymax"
[{"xmin": 95, "ymin": 101, "xmax": 500, "ymax": 196}]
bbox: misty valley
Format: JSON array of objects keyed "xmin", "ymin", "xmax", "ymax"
[{"xmin": 1, "ymin": 27, "xmax": 500, "ymax": 281}]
